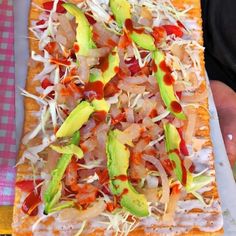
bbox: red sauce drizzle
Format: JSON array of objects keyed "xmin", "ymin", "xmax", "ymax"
[
  {"xmin": 84, "ymin": 81, "xmax": 104, "ymax": 101},
  {"xmin": 22, "ymin": 189, "xmax": 41, "ymax": 216},
  {"xmin": 73, "ymin": 43, "xmax": 80, "ymax": 53},
  {"xmin": 113, "ymin": 175, "xmax": 128, "ymax": 181},
  {"xmin": 171, "ymin": 160, "xmax": 177, "ymax": 169},
  {"xmin": 120, "ymin": 188, "xmax": 129, "ymax": 198},
  {"xmin": 163, "ymin": 73, "xmax": 175, "ymax": 86},
  {"xmin": 170, "ymin": 101, "xmax": 182, "ymax": 113},
  {"xmin": 159, "ymin": 60, "xmax": 171, "ymax": 73},
  {"xmin": 93, "ymin": 110, "xmax": 107, "ymax": 123},
  {"xmin": 152, "ymin": 61, "xmax": 158, "ymax": 73},
  {"xmin": 114, "ymin": 66, "xmax": 120, "ymax": 73},
  {"xmin": 177, "ymin": 128, "xmax": 189, "ymax": 156}
]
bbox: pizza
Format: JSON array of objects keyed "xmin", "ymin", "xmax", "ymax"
[{"xmin": 12, "ymin": 0, "xmax": 224, "ymax": 235}]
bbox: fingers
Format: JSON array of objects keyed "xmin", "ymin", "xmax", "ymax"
[{"xmin": 210, "ymin": 80, "xmax": 236, "ymax": 167}]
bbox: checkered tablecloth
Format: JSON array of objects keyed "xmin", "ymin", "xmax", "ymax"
[{"xmin": 0, "ymin": 0, "xmax": 16, "ymax": 205}]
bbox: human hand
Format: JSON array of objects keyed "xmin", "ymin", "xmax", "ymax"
[{"xmin": 210, "ymin": 80, "xmax": 236, "ymax": 167}]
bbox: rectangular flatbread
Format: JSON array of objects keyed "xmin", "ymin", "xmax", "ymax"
[{"xmin": 13, "ymin": 0, "xmax": 224, "ymax": 235}]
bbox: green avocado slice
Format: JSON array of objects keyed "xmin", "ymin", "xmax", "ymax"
[
  {"xmin": 102, "ymin": 48, "xmax": 120, "ymax": 84},
  {"xmin": 130, "ymin": 32, "xmax": 156, "ymax": 51},
  {"xmin": 44, "ymin": 131, "xmax": 81, "ymax": 214},
  {"xmin": 56, "ymin": 101, "xmax": 95, "ymax": 138},
  {"xmin": 164, "ymin": 123, "xmax": 185, "ymax": 184},
  {"xmin": 106, "ymin": 130, "xmax": 149, "ymax": 217},
  {"xmin": 109, "ymin": 0, "xmax": 155, "ymax": 51},
  {"xmin": 153, "ymin": 50, "xmax": 186, "ymax": 120},
  {"xmin": 63, "ymin": 3, "xmax": 96, "ymax": 56},
  {"xmin": 109, "ymin": 0, "xmax": 131, "ymax": 27}
]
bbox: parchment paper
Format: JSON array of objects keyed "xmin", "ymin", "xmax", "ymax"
[{"xmin": 14, "ymin": 1, "xmax": 236, "ymax": 235}]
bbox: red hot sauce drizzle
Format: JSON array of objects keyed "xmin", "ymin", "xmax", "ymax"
[
  {"xmin": 113, "ymin": 175, "xmax": 128, "ymax": 182},
  {"xmin": 170, "ymin": 101, "xmax": 183, "ymax": 113},
  {"xmin": 84, "ymin": 81, "xmax": 104, "ymax": 101},
  {"xmin": 163, "ymin": 73, "xmax": 175, "ymax": 86}
]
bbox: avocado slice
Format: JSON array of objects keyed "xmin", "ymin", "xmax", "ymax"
[
  {"xmin": 92, "ymin": 98, "xmax": 110, "ymax": 113},
  {"xmin": 44, "ymin": 131, "xmax": 81, "ymax": 213},
  {"xmin": 56, "ymin": 101, "xmax": 94, "ymax": 138},
  {"xmin": 109, "ymin": 0, "xmax": 155, "ymax": 51},
  {"xmin": 63, "ymin": 3, "xmax": 96, "ymax": 56},
  {"xmin": 109, "ymin": 0, "xmax": 131, "ymax": 27},
  {"xmin": 130, "ymin": 32, "xmax": 156, "ymax": 51},
  {"xmin": 106, "ymin": 130, "xmax": 149, "ymax": 217},
  {"xmin": 164, "ymin": 123, "xmax": 183, "ymax": 183},
  {"xmin": 153, "ymin": 50, "xmax": 186, "ymax": 120},
  {"xmin": 102, "ymin": 48, "xmax": 120, "ymax": 84}
]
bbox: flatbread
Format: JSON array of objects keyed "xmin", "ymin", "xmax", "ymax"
[{"xmin": 12, "ymin": 0, "xmax": 224, "ymax": 235}]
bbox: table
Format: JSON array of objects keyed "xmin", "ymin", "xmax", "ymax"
[{"xmin": 0, "ymin": 0, "xmax": 16, "ymax": 233}]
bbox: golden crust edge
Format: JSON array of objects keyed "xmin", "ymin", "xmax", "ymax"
[{"xmin": 12, "ymin": 0, "xmax": 224, "ymax": 235}]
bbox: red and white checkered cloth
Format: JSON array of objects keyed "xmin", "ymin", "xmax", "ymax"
[{"xmin": 0, "ymin": 0, "xmax": 16, "ymax": 205}]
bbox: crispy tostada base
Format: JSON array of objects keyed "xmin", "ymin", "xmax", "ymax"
[{"xmin": 12, "ymin": 0, "xmax": 224, "ymax": 235}]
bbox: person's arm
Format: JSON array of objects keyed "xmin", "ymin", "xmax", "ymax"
[{"xmin": 210, "ymin": 80, "xmax": 236, "ymax": 167}]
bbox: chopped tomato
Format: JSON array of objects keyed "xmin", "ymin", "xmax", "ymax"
[
  {"xmin": 118, "ymin": 32, "xmax": 132, "ymax": 49},
  {"xmin": 176, "ymin": 91, "xmax": 182, "ymax": 99},
  {"xmin": 75, "ymin": 184, "xmax": 98, "ymax": 206},
  {"xmin": 36, "ymin": 20, "xmax": 47, "ymax": 31},
  {"xmin": 22, "ymin": 188, "xmax": 41, "ymax": 216},
  {"xmin": 161, "ymin": 159, "xmax": 173, "ymax": 175},
  {"xmin": 43, "ymin": 1, "xmax": 66, "ymax": 14},
  {"xmin": 65, "ymin": 160, "xmax": 78, "ymax": 186},
  {"xmin": 162, "ymin": 25, "xmax": 183, "ymax": 38},
  {"xmin": 177, "ymin": 128, "xmax": 189, "ymax": 156},
  {"xmin": 93, "ymin": 110, "xmax": 107, "ymax": 123},
  {"xmin": 106, "ymin": 39, "xmax": 117, "ymax": 47},
  {"xmin": 104, "ymin": 81, "xmax": 120, "ymax": 98},
  {"xmin": 96, "ymin": 169, "xmax": 109, "ymax": 185},
  {"xmin": 106, "ymin": 202, "xmax": 116, "ymax": 212},
  {"xmin": 50, "ymin": 58, "xmax": 71, "ymax": 66},
  {"xmin": 152, "ymin": 26, "xmax": 166, "ymax": 44},
  {"xmin": 171, "ymin": 183, "xmax": 181, "ymax": 194},
  {"xmin": 44, "ymin": 42, "xmax": 57, "ymax": 54},
  {"xmin": 85, "ymin": 11, "xmax": 96, "ymax": 25},
  {"xmin": 111, "ymin": 112, "xmax": 126, "ymax": 125},
  {"xmin": 60, "ymin": 86, "xmax": 73, "ymax": 96},
  {"xmin": 41, "ymin": 78, "xmax": 53, "ymax": 89},
  {"xmin": 145, "ymin": 161, "xmax": 157, "ymax": 171},
  {"xmin": 16, "ymin": 179, "xmax": 43, "ymax": 193},
  {"xmin": 149, "ymin": 109, "xmax": 158, "ymax": 118},
  {"xmin": 101, "ymin": 184, "xmax": 112, "ymax": 195},
  {"xmin": 130, "ymin": 152, "xmax": 142, "ymax": 165}
]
